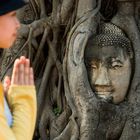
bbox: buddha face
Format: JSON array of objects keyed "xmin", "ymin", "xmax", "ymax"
[{"xmin": 85, "ymin": 44, "xmax": 132, "ymax": 104}]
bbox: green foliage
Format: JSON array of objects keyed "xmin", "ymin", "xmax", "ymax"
[{"xmin": 53, "ymin": 107, "xmax": 61, "ymax": 116}]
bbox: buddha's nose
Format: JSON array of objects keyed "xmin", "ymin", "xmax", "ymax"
[{"xmin": 94, "ymin": 66, "xmax": 111, "ymax": 86}]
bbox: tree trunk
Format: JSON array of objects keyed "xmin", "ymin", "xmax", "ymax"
[{"xmin": 1, "ymin": 0, "xmax": 140, "ymax": 139}]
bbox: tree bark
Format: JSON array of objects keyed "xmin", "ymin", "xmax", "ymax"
[{"xmin": 1, "ymin": 0, "xmax": 140, "ymax": 139}]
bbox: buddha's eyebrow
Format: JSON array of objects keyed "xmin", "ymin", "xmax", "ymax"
[
  {"xmin": 85, "ymin": 57, "xmax": 99, "ymax": 61},
  {"xmin": 88, "ymin": 59, "xmax": 100, "ymax": 64},
  {"xmin": 110, "ymin": 57, "xmax": 123, "ymax": 64},
  {"xmin": 105, "ymin": 57, "xmax": 120, "ymax": 64},
  {"xmin": 85, "ymin": 58, "xmax": 100, "ymax": 65}
]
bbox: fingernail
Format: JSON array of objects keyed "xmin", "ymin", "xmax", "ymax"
[{"xmin": 20, "ymin": 56, "xmax": 26, "ymax": 60}]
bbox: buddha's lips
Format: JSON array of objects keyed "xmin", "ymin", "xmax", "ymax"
[
  {"xmin": 96, "ymin": 92, "xmax": 113, "ymax": 100},
  {"xmin": 94, "ymin": 86, "xmax": 114, "ymax": 93},
  {"xmin": 96, "ymin": 92, "xmax": 112, "ymax": 96}
]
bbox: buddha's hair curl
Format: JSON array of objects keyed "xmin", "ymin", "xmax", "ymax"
[{"xmin": 87, "ymin": 23, "xmax": 133, "ymax": 58}]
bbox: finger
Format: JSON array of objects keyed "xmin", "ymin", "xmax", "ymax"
[
  {"xmin": 4, "ymin": 76, "xmax": 11, "ymax": 86},
  {"xmin": 29, "ymin": 67, "xmax": 34, "ymax": 85},
  {"xmin": 3, "ymin": 76, "xmax": 11, "ymax": 95},
  {"xmin": 25, "ymin": 59, "xmax": 30, "ymax": 85},
  {"xmin": 11, "ymin": 59, "xmax": 19, "ymax": 85},
  {"xmin": 20, "ymin": 56, "xmax": 26, "ymax": 63},
  {"xmin": 18, "ymin": 60, "xmax": 25, "ymax": 85}
]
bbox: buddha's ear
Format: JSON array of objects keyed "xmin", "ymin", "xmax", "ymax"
[
  {"xmin": 128, "ymin": 45, "xmax": 133, "ymax": 59},
  {"xmin": 130, "ymin": 52, "xmax": 133, "ymax": 59}
]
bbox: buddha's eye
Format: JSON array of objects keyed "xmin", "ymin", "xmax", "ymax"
[
  {"xmin": 85, "ymin": 61, "xmax": 98, "ymax": 69},
  {"xmin": 90, "ymin": 64, "xmax": 97, "ymax": 69},
  {"xmin": 111, "ymin": 61, "xmax": 123, "ymax": 70}
]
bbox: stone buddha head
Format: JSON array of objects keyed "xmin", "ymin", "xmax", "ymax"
[{"xmin": 84, "ymin": 23, "xmax": 133, "ymax": 104}]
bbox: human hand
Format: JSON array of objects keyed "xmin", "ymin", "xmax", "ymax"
[
  {"xmin": 3, "ymin": 76, "xmax": 11, "ymax": 96},
  {"xmin": 11, "ymin": 56, "xmax": 34, "ymax": 85},
  {"xmin": 4, "ymin": 56, "xmax": 34, "ymax": 94}
]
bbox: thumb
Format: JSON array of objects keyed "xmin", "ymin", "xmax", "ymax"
[{"xmin": 3, "ymin": 76, "xmax": 11, "ymax": 96}]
